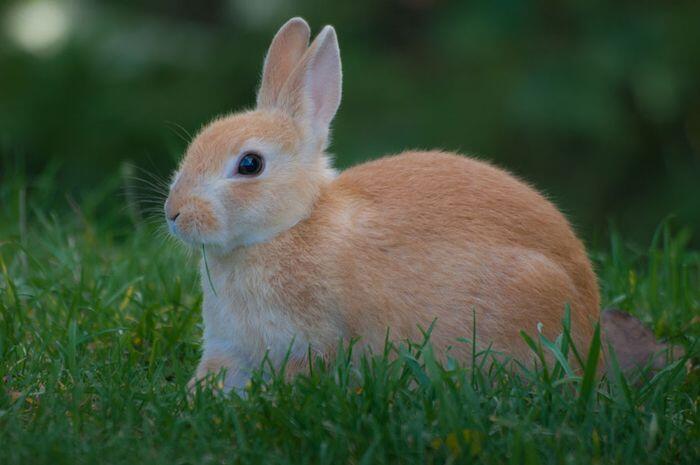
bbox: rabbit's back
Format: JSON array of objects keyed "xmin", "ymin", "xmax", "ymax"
[
  {"xmin": 333, "ymin": 151, "xmax": 594, "ymax": 280},
  {"xmin": 308, "ymin": 151, "xmax": 600, "ymax": 359}
]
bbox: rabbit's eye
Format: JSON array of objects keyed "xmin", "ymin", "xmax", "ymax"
[{"xmin": 237, "ymin": 152, "xmax": 264, "ymax": 176}]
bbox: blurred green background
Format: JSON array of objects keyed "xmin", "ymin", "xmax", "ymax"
[{"xmin": 1, "ymin": 0, "xmax": 699, "ymax": 244}]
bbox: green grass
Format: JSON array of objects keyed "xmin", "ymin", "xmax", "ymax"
[{"xmin": 1, "ymin": 177, "xmax": 699, "ymax": 465}]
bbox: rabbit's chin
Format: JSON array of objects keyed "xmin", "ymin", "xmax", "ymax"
[
  {"xmin": 168, "ymin": 221, "xmax": 229, "ymax": 250},
  {"xmin": 169, "ymin": 224, "xmax": 281, "ymax": 255}
]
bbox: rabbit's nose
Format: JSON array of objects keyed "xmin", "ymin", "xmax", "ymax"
[{"xmin": 164, "ymin": 197, "xmax": 181, "ymax": 222}]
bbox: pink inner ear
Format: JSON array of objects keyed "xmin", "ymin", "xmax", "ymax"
[{"xmin": 307, "ymin": 31, "xmax": 341, "ymax": 131}]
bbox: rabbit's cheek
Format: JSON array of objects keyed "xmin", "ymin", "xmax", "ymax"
[
  {"xmin": 226, "ymin": 179, "xmax": 263, "ymax": 205},
  {"xmin": 224, "ymin": 182, "xmax": 267, "ymax": 222}
]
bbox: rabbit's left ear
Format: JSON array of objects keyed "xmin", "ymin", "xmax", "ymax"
[
  {"xmin": 257, "ymin": 17, "xmax": 311, "ymax": 109},
  {"xmin": 277, "ymin": 25, "xmax": 342, "ymax": 142}
]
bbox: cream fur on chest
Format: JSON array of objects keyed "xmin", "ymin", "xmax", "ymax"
[{"xmin": 199, "ymin": 258, "xmax": 312, "ymax": 387}]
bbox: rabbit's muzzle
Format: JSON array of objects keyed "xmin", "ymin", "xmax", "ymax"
[{"xmin": 165, "ymin": 194, "xmax": 220, "ymax": 244}]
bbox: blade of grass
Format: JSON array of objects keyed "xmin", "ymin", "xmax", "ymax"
[{"xmin": 577, "ymin": 323, "xmax": 601, "ymax": 411}]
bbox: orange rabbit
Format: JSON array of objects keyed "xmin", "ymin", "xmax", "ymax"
[{"xmin": 165, "ymin": 18, "xmax": 602, "ymax": 392}]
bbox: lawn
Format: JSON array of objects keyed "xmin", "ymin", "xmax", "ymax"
[{"xmin": 1, "ymin": 175, "xmax": 698, "ymax": 465}]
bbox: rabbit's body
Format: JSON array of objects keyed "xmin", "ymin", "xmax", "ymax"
[
  {"xmin": 199, "ymin": 151, "xmax": 598, "ymax": 390},
  {"xmin": 166, "ymin": 18, "xmax": 603, "ymax": 392}
]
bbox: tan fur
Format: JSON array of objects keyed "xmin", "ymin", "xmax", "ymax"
[
  {"xmin": 166, "ymin": 18, "xmax": 600, "ymax": 392},
  {"xmin": 257, "ymin": 18, "xmax": 311, "ymax": 109}
]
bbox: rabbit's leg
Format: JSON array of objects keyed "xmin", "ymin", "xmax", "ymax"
[{"xmin": 189, "ymin": 341, "xmax": 252, "ymax": 393}]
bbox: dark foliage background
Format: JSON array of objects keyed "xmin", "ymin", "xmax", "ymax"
[{"xmin": 1, "ymin": 0, "xmax": 699, "ymax": 244}]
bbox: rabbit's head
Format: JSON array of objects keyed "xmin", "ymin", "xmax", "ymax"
[{"xmin": 165, "ymin": 18, "xmax": 341, "ymax": 251}]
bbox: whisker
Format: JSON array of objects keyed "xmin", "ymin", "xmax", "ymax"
[
  {"xmin": 165, "ymin": 120, "xmax": 194, "ymax": 146},
  {"xmin": 132, "ymin": 166, "xmax": 171, "ymax": 188},
  {"xmin": 122, "ymin": 175, "xmax": 170, "ymax": 194}
]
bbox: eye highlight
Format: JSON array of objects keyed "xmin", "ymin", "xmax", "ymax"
[{"xmin": 237, "ymin": 152, "xmax": 264, "ymax": 176}]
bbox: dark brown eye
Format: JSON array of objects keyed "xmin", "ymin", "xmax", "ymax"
[{"xmin": 237, "ymin": 152, "xmax": 264, "ymax": 176}]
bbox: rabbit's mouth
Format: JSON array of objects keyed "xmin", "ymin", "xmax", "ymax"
[
  {"xmin": 167, "ymin": 220, "xmax": 225, "ymax": 250},
  {"xmin": 167, "ymin": 216, "xmax": 199, "ymax": 245},
  {"xmin": 167, "ymin": 216, "xmax": 184, "ymax": 240}
]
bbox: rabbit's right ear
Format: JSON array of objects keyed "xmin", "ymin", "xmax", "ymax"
[
  {"xmin": 257, "ymin": 17, "xmax": 311, "ymax": 109},
  {"xmin": 276, "ymin": 25, "xmax": 342, "ymax": 144}
]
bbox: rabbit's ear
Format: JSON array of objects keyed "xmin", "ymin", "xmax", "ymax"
[
  {"xmin": 278, "ymin": 25, "xmax": 342, "ymax": 141},
  {"xmin": 257, "ymin": 17, "xmax": 311, "ymax": 109}
]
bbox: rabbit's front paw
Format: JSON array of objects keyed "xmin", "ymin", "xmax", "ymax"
[{"xmin": 189, "ymin": 355, "xmax": 250, "ymax": 394}]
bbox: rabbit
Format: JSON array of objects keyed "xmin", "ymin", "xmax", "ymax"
[{"xmin": 164, "ymin": 18, "xmax": 669, "ymax": 392}]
